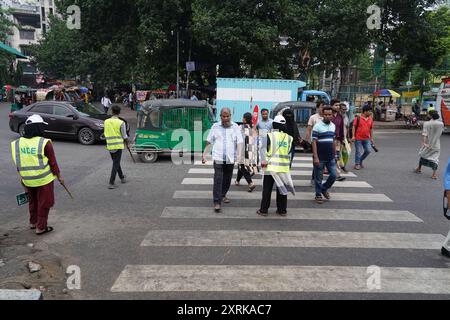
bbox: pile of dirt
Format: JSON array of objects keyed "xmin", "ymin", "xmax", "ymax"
[{"xmin": 0, "ymin": 228, "xmax": 72, "ymax": 300}]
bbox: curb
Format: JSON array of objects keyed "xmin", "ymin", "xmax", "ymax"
[{"xmin": 0, "ymin": 289, "xmax": 43, "ymax": 300}]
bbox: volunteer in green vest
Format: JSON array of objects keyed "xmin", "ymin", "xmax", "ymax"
[
  {"xmin": 11, "ymin": 114, "xmax": 63, "ymax": 235},
  {"xmin": 257, "ymin": 115, "xmax": 295, "ymax": 217},
  {"xmin": 105, "ymin": 105, "xmax": 129, "ymax": 189}
]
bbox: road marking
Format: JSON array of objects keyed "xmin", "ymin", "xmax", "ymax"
[
  {"xmin": 182, "ymin": 178, "xmax": 372, "ymax": 188},
  {"xmin": 188, "ymin": 168, "xmax": 357, "ymax": 177},
  {"xmin": 141, "ymin": 230, "xmax": 443, "ymax": 249},
  {"xmin": 111, "ymin": 265, "xmax": 450, "ymax": 294},
  {"xmin": 173, "ymin": 190, "xmax": 392, "ymax": 202},
  {"xmin": 161, "ymin": 207, "xmax": 423, "ymax": 222},
  {"xmin": 195, "ymin": 162, "xmax": 314, "ymax": 168}
]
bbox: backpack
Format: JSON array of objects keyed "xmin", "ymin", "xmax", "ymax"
[{"xmin": 349, "ymin": 116, "xmax": 361, "ymax": 139}]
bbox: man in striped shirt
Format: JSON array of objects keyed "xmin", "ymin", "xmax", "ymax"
[{"xmin": 312, "ymin": 106, "xmax": 338, "ymax": 204}]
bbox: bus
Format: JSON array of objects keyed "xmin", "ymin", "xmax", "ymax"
[{"xmin": 437, "ymin": 77, "xmax": 450, "ymax": 130}]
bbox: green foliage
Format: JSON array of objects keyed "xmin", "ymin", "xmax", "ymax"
[{"xmin": 31, "ymin": 0, "xmax": 450, "ymax": 88}]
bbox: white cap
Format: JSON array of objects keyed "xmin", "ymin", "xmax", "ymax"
[
  {"xmin": 273, "ymin": 115, "xmax": 286, "ymax": 125},
  {"xmin": 26, "ymin": 114, "xmax": 48, "ymax": 125}
]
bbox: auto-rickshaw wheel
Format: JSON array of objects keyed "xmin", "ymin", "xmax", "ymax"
[{"xmin": 140, "ymin": 152, "xmax": 158, "ymax": 163}]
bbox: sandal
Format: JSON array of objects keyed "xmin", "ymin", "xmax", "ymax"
[
  {"xmin": 322, "ymin": 191, "xmax": 331, "ymax": 200},
  {"xmin": 235, "ymin": 181, "xmax": 240, "ymax": 186},
  {"xmin": 414, "ymin": 168, "xmax": 422, "ymax": 174},
  {"xmin": 315, "ymin": 196, "xmax": 324, "ymax": 204},
  {"xmin": 257, "ymin": 210, "xmax": 268, "ymax": 217},
  {"xmin": 223, "ymin": 197, "xmax": 231, "ymax": 204},
  {"xmin": 30, "ymin": 224, "xmax": 37, "ymax": 230},
  {"xmin": 36, "ymin": 226, "xmax": 54, "ymax": 236},
  {"xmin": 248, "ymin": 184, "xmax": 256, "ymax": 193}
]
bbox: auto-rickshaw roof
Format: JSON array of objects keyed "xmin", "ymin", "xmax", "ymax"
[
  {"xmin": 142, "ymin": 99, "xmax": 209, "ymax": 111},
  {"xmin": 274, "ymin": 101, "xmax": 316, "ymax": 110}
]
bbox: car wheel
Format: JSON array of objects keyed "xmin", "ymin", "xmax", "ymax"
[
  {"xmin": 18, "ymin": 123, "xmax": 26, "ymax": 137},
  {"xmin": 139, "ymin": 152, "xmax": 158, "ymax": 163},
  {"xmin": 78, "ymin": 127, "xmax": 96, "ymax": 145}
]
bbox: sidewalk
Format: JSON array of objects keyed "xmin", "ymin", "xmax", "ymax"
[{"xmin": 373, "ymin": 120, "xmax": 410, "ymax": 130}]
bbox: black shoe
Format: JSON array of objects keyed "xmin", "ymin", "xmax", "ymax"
[
  {"xmin": 336, "ymin": 176, "xmax": 346, "ymax": 182},
  {"xmin": 214, "ymin": 204, "xmax": 222, "ymax": 213},
  {"xmin": 276, "ymin": 211, "xmax": 287, "ymax": 217},
  {"xmin": 442, "ymin": 247, "xmax": 450, "ymax": 258}
]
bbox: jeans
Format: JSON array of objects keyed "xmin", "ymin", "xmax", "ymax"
[
  {"xmin": 213, "ymin": 162, "xmax": 235, "ymax": 205},
  {"xmin": 355, "ymin": 140, "xmax": 372, "ymax": 166},
  {"xmin": 314, "ymin": 160, "xmax": 337, "ymax": 197},
  {"xmin": 260, "ymin": 174, "xmax": 287, "ymax": 213},
  {"xmin": 110, "ymin": 150, "xmax": 125, "ymax": 185}
]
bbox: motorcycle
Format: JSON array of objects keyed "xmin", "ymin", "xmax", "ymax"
[{"xmin": 405, "ymin": 114, "xmax": 421, "ymax": 130}]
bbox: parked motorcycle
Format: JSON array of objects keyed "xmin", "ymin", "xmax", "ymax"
[{"xmin": 405, "ymin": 114, "xmax": 421, "ymax": 129}]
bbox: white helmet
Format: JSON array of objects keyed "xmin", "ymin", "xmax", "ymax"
[
  {"xmin": 26, "ymin": 114, "xmax": 48, "ymax": 126},
  {"xmin": 273, "ymin": 115, "xmax": 286, "ymax": 125}
]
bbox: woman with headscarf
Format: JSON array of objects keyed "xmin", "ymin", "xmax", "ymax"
[
  {"xmin": 235, "ymin": 113, "xmax": 257, "ymax": 192},
  {"xmin": 11, "ymin": 115, "xmax": 63, "ymax": 235}
]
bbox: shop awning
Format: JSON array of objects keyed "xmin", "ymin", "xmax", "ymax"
[{"xmin": 0, "ymin": 42, "xmax": 28, "ymax": 59}]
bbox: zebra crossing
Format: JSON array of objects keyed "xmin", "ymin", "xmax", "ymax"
[{"xmin": 111, "ymin": 157, "xmax": 450, "ymax": 296}]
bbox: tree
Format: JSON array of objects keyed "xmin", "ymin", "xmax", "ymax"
[{"xmin": 0, "ymin": 7, "xmax": 15, "ymax": 86}]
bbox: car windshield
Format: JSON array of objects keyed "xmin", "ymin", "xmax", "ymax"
[{"xmin": 75, "ymin": 103, "xmax": 104, "ymax": 116}]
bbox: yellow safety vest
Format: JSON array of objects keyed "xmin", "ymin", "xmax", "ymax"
[
  {"xmin": 11, "ymin": 137, "xmax": 56, "ymax": 188},
  {"xmin": 267, "ymin": 131, "xmax": 293, "ymax": 173},
  {"xmin": 104, "ymin": 117, "xmax": 125, "ymax": 151}
]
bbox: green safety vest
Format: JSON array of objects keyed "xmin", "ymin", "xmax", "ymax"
[
  {"xmin": 267, "ymin": 131, "xmax": 293, "ymax": 173},
  {"xmin": 11, "ymin": 137, "xmax": 56, "ymax": 188},
  {"xmin": 104, "ymin": 117, "xmax": 125, "ymax": 151}
]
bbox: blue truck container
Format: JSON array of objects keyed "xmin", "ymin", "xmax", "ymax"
[{"xmin": 216, "ymin": 78, "xmax": 306, "ymax": 122}]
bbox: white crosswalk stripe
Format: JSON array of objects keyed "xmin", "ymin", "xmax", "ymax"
[
  {"xmin": 182, "ymin": 178, "xmax": 373, "ymax": 188},
  {"xmin": 188, "ymin": 168, "xmax": 358, "ymax": 177},
  {"xmin": 161, "ymin": 207, "xmax": 423, "ymax": 222},
  {"xmin": 111, "ymin": 158, "xmax": 450, "ymax": 296},
  {"xmin": 111, "ymin": 265, "xmax": 450, "ymax": 294},
  {"xmin": 141, "ymin": 230, "xmax": 443, "ymax": 249},
  {"xmin": 173, "ymin": 190, "xmax": 393, "ymax": 202},
  {"xmin": 195, "ymin": 161, "xmax": 314, "ymax": 168}
]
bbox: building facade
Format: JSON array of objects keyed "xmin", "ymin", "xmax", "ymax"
[{"xmin": 1, "ymin": 0, "xmax": 56, "ymax": 57}]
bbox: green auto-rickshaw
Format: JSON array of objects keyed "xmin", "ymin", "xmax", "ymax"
[{"xmin": 132, "ymin": 99, "xmax": 216, "ymax": 163}]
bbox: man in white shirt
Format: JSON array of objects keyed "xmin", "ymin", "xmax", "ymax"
[
  {"xmin": 101, "ymin": 94, "xmax": 112, "ymax": 114},
  {"xmin": 202, "ymin": 108, "xmax": 244, "ymax": 213}
]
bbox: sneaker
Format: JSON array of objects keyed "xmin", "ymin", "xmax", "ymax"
[
  {"xmin": 442, "ymin": 247, "xmax": 450, "ymax": 258},
  {"xmin": 315, "ymin": 195, "xmax": 324, "ymax": 204},
  {"xmin": 121, "ymin": 176, "xmax": 127, "ymax": 184},
  {"xmin": 108, "ymin": 184, "xmax": 118, "ymax": 190}
]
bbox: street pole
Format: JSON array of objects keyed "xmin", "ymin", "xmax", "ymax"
[{"xmin": 176, "ymin": 31, "xmax": 180, "ymax": 99}]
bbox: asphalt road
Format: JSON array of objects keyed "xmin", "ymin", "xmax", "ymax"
[{"xmin": 1, "ymin": 102, "xmax": 450, "ymax": 300}]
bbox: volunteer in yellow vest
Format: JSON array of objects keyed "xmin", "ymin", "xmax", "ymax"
[
  {"xmin": 257, "ymin": 115, "xmax": 295, "ymax": 217},
  {"xmin": 11, "ymin": 115, "xmax": 63, "ymax": 235},
  {"xmin": 105, "ymin": 105, "xmax": 128, "ymax": 189}
]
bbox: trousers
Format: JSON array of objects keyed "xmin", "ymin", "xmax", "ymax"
[
  {"xmin": 110, "ymin": 150, "xmax": 125, "ymax": 185},
  {"xmin": 213, "ymin": 162, "xmax": 234, "ymax": 204},
  {"xmin": 28, "ymin": 181, "xmax": 55, "ymax": 231},
  {"xmin": 260, "ymin": 174, "xmax": 287, "ymax": 213}
]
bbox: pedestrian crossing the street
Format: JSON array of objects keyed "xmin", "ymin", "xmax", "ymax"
[{"xmin": 111, "ymin": 157, "xmax": 450, "ymax": 296}]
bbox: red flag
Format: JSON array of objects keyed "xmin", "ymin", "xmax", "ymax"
[{"xmin": 252, "ymin": 105, "xmax": 259, "ymax": 127}]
